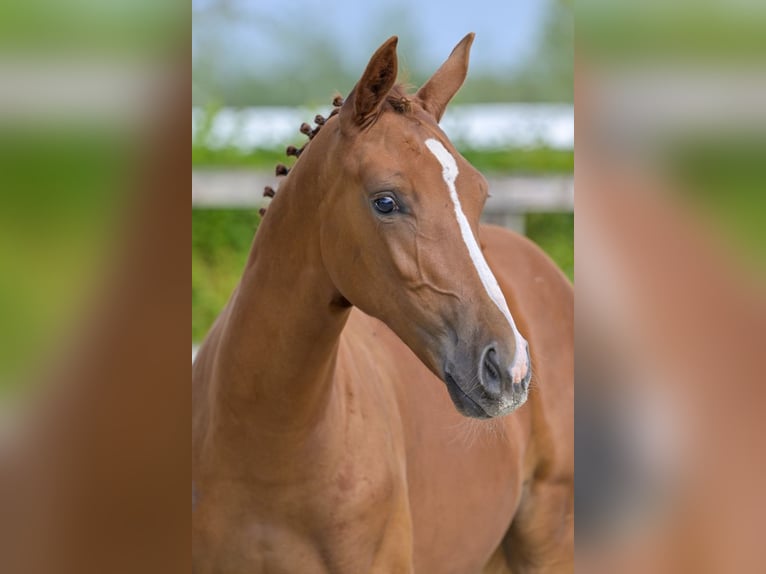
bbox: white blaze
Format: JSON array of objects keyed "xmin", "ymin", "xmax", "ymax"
[{"xmin": 424, "ymin": 138, "xmax": 529, "ymax": 383}]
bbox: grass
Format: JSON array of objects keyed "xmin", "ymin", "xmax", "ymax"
[
  {"xmin": 192, "ymin": 209, "xmax": 260, "ymax": 342},
  {"xmin": 526, "ymin": 212, "xmax": 574, "ymax": 281},
  {"xmin": 192, "ymin": 210, "xmax": 574, "ymax": 343}
]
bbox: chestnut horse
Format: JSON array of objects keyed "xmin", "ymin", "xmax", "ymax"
[{"xmin": 192, "ymin": 34, "xmax": 573, "ymax": 573}]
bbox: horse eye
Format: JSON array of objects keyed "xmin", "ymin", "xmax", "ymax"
[{"xmin": 373, "ymin": 196, "xmax": 398, "ymax": 214}]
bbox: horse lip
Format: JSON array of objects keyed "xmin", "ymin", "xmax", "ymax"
[{"xmin": 444, "ymin": 371, "xmax": 492, "ymax": 419}]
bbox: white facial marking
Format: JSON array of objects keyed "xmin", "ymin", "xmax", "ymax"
[{"xmin": 424, "ymin": 138, "xmax": 529, "ymax": 383}]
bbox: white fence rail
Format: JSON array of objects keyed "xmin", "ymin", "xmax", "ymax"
[{"xmin": 193, "ymin": 104, "xmax": 574, "ymax": 151}]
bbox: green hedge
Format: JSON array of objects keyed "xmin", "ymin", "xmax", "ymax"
[
  {"xmin": 192, "ymin": 210, "xmax": 260, "ymax": 342},
  {"xmin": 192, "ymin": 145, "xmax": 574, "ymax": 175}
]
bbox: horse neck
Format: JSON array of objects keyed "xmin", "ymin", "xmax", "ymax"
[{"xmin": 207, "ymin": 161, "xmax": 351, "ymax": 440}]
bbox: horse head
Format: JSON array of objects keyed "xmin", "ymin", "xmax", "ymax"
[{"xmin": 269, "ymin": 34, "xmax": 530, "ymax": 418}]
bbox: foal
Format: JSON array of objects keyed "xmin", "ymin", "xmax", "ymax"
[{"xmin": 193, "ymin": 34, "xmax": 573, "ymax": 573}]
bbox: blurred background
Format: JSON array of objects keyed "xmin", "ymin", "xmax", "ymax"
[
  {"xmin": 0, "ymin": 3, "xmax": 188, "ymax": 573},
  {"xmin": 3, "ymin": 0, "xmax": 765, "ymax": 571},
  {"xmin": 0, "ymin": 1, "xmax": 181, "ymax": 403},
  {"xmin": 577, "ymin": 1, "xmax": 766, "ymax": 572},
  {"xmin": 191, "ymin": 0, "xmax": 574, "ymax": 345}
]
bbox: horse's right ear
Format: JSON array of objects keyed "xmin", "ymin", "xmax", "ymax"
[
  {"xmin": 340, "ymin": 36, "xmax": 399, "ymax": 130},
  {"xmin": 416, "ymin": 33, "xmax": 474, "ymax": 122}
]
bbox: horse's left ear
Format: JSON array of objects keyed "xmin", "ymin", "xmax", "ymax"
[
  {"xmin": 341, "ymin": 36, "xmax": 399, "ymax": 130},
  {"xmin": 416, "ymin": 33, "xmax": 475, "ymax": 122}
]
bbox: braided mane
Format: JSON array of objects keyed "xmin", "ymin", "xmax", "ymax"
[{"xmin": 259, "ymin": 84, "xmax": 413, "ymax": 216}]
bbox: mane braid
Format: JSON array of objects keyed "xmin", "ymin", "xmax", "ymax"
[
  {"xmin": 260, "ymin": 86, "xmax": 411, "ymax": 217},
  {"xmin": 259, "ymin": 93, "xmax": 345, "ymax": 217}
]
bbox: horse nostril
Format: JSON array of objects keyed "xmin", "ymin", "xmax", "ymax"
[
  {"xmin": 481, "ymin": 347, "xmax": 503, "ymax": 398},
  {"xmin": 514, "ymin": 370, "xmax": 532, "ymax": 393},
  {"xmin": 519, "ymin": 370, "xmax": 531, "ymax": 393},
  {"xmin": 520, "ymin": 347, "xmax": 532, "ymax": 391}
]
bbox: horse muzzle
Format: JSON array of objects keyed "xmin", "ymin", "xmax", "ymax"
[{"xmin": 443, "ymin": 343, "xmax": 530, "ymax": 419}]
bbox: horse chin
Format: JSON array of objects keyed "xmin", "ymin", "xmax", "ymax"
[{"xmin": 443, "ymin": 372, "xmax": 527, "ymax": 419}]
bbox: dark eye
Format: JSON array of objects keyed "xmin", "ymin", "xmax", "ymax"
[{"xmin": 373, "ymin": 196, "xmax": 398, "ymax": 215}]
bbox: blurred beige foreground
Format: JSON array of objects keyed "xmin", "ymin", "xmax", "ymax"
[
  {"xmin": 0, "ymin": 69, "xmax": 188, "ymax": 574},
  {"xmin": 577, "ymin": 151, "xmax": 766, "ymax": 573},
  {"xmin": 0, "ymin": 2, "xmax": 189, "ymax": 573},
  {"xmin": 576, "ymin": 2, "xmax": 766, "ymax": 571}
]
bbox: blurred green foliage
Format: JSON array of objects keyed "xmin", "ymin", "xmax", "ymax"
[
  {"xmin": 527, "ymin": 213, "xmax": 574, "ymax": 281},
  {"xmin": 193, "ymin": 144, "xmax": 574, "ymax": 174},
  {"xmin": 0, "ymin": 0, "xmax": 180, "ymax": 54},
  {"xmin": 192, "ymin": 210, "xmax": 260, "ymax": 342},
  {"xmin": 578, "ymin": 2, "xmax": 766, "ymax": 61},
  {"xmin": 0, "ymin": 129, "xmax": 128, "ymax": 394},
  {"xmin": 668, "ymin": 135, "xmax": 766, "ymax": 268},
  {"xmin": 193, "ymin": 145, "xmax": 288, "ymax": 170},
  {"xmin": 462, "ymin": 148, "xmax": 574, "ymax": 174},
  {"xmin": 193, "ymin": 1, "xmax": 572, "ymax": 105}
]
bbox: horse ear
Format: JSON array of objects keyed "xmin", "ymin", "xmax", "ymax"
[
  {"xmin": 416, "ymin": 33, "xmax": 475, "ymax": 122},
  {"xmin": 341, "ymin": 36, "xmax": 399, "ymax": 129}
]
